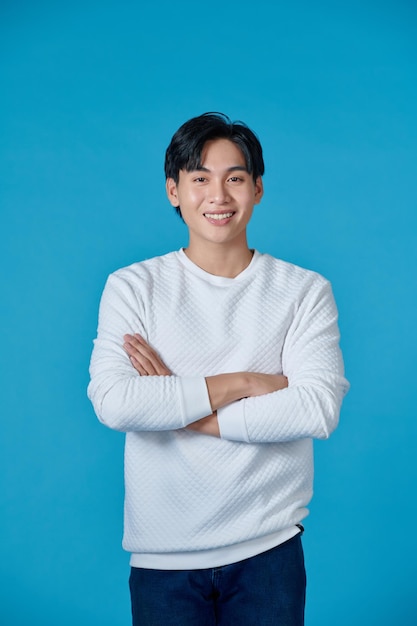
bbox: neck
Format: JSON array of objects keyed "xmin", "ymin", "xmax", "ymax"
[{"xmin": 184, "ymin": 240, "xmax": 254, "ymax": 278}]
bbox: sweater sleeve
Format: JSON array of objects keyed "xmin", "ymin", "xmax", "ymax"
[
  {"xmin": 87, "ymin": 273, "xmax": 212, "ymax": 432},
  {"xmin": 217, "ymin": 278, "xmax": 349, "ymax": 443}
]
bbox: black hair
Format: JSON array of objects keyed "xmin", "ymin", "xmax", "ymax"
[{"xmin": 164, "ymin": 112, "xmax": 264, "ymax": 217}]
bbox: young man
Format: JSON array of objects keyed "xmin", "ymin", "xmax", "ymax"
[{"xmin": 88, "ymin": 112, "xmax": 349, "ymax": 625}]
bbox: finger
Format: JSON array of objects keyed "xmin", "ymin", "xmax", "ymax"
[
  {"xmin": 124, "ymin": 334, "xmax": 159, "ymax": 364},
  {"xmin": 129, "ymin": 355, "xmax": 149, "ymax": 376},
  {"xmin": 131, "ymin": 334, "xmax": 171, "ymax": 375},
  {"xmin": 127, "ymin": 346, "xmax": 160, "ymax": 375},
  {"xmin": 123, "ymin": 334, "xmax": 171, "ymax": 376},
  {"xmin": 123, "ymin": 338, "xmax": 159, "ymax": 375}
]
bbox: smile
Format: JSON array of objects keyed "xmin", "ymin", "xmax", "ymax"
[{"xmin": 203, "ymin": 212, "xmax": 235, "ymax": 220}]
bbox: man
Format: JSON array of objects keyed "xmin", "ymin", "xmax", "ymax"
[{"xmin": 88, "ymin": 112, "xmax": 349, "ymax": 625}]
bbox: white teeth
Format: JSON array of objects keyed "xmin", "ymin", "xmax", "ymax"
[{"xmin": 204, "ymin": 212, "xmax": 234, "ymax": 220}]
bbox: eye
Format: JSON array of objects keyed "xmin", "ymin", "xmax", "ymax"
[
  {"xmin": 228, "ymin": 176, "xmax": 243, "ymax": 183},
  {"xmin": 193, "ymin": 176, "xmax": 207, "ymax": 183}
]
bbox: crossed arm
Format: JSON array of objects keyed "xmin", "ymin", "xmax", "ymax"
[
  {"xmin": 123, "ymin": 333, "xmax": 288, "ymax": 437},
  {"xmin": 89, "ymin": 273, "xmax": 348, "ymax": 442}
]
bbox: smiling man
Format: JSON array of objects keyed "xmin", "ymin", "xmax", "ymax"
[{"xmin": 88, "ymin": 112, "xmax": 349, "ymax": 625}]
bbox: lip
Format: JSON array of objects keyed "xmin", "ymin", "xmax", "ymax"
[{"xmin": 203, "ymin": 211, "xmax": 236, "ymax": 225}]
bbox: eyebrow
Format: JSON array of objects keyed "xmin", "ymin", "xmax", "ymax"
[{"xmin": 193, "ymin": 165, "xmax": 249, "ymax": 173}]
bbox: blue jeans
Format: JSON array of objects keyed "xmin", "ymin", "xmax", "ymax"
[{"xmin": 129, "ymin": 534, "xmax": 306, "ymax": 625}]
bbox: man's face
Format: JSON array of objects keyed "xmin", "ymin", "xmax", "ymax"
[{"xmin": 166, "ymin": 138, "xmax": 263, "ymax": 251}]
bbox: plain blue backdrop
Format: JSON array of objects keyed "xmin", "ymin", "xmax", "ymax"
[{"xmin": 1, "ymin": 1, "xmax": 416, "ymax": 624}]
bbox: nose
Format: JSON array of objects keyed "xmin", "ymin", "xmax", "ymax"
[{"xmin": 209, "ymin": 179, "xmax": 230, "ymax": 205}]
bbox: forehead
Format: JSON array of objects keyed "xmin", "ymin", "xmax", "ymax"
[{"xmin": 199, "ymin": 138, "xmax": 246, "ymax": 166}]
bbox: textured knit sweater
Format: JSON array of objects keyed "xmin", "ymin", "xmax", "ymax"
[{"xmin": 88, "ymin": 249, "xmax": 349, "ymax": 569}]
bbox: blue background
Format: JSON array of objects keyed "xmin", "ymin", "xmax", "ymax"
[{"xmin": 1, "ymin": 1, "xmax": 416, "ymax": 624}]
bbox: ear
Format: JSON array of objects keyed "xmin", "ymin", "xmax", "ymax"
[
  {"xmin": 253, "ymin": 176, "xmax": 264, "ymax": 205},
  {"xmin": 166, "ymin": 178, "xmax": 180, "ymax": 207}
]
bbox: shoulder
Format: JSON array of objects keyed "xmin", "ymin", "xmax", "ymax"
[
  {"xmin": 257, "ymin": 252, "xmax": 329, "ymax": 291},
  {"xmin": 109, "ymin": 251, "xmax": 179, "ymax": 285},
  {"xmin": 256, "ymin": 254, "xmax": 338, "ymax": 322},
  {"xmin": 99, "ymin": 251, "xmax": 180, "ymax": 307}
]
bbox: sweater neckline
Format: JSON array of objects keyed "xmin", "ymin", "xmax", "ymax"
[{"xmin": 176, "ymin": 248, "xmax": 260, "ymax": 286}]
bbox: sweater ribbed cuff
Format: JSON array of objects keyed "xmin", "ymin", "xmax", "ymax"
[
  {"xmin": 217, "ymin": 401, "xmax": 249, "ymax": 442},
  {"xmin": 179, "ymin": 377, "xmax": 212, "ymax": 425}
]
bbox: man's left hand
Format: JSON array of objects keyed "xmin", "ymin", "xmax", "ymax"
[{"xmin": 123, "ymin": 333, "xmax": 171, "ymax": 376}]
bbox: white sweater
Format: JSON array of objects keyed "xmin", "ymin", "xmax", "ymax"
[{"xmin": 88, "ymin": 249, "xmax": 349, "ymax": 569}]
